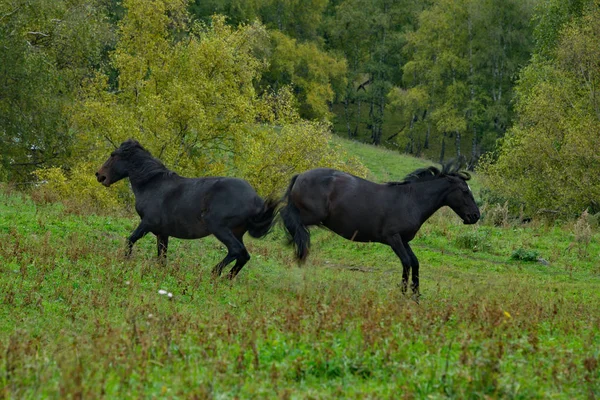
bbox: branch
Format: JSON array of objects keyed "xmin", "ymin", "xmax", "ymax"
[
  {"xmin": 386, "ymin": 124, "xmax": 406, "ymax": 141},
  {"xmin": 357, "ymin": 79, "xmax": 372, "ymax": 92}
]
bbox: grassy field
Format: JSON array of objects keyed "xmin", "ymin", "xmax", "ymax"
[{"xmin": 1, "ymin": 139, "xmax": 599, "ymax": 398}]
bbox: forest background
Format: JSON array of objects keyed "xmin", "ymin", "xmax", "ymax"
[{"xmin": 1, "ymin": 0, "xmax": 599, "ymax": 216}]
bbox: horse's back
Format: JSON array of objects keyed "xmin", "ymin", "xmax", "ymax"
[
  {"xmin": 289, "ymin": 168, "xmax": 387, "ymax": 238},
  {"xmin": 293, "ymin": 168, "xmax": 381, "ymax": 198}
]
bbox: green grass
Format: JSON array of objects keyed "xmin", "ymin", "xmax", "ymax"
[
  {"xmin": 1, "ymin": 142, "xmax": 599, "ymax": 398},
  {"xmin": 335, "ymin": 137, "xmax": 484, "ymax": 198}
]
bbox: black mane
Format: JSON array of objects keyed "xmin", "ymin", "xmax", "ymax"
[
  {"xmin": 117, "ymin": 139, "xmax": 175, "ymax": 184},
  {"xmin": 387, "ymin": 159, "xmax": 471, "ymax": 186}
]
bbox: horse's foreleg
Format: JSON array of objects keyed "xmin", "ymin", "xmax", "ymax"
[
  {"xmin": 387, "ymin": 234, "xmax": 413, "ymax": 296},
  {"xmin": 157, "ymin": 235, "xmax": 169, "ymax": 263},
  {"xmin": 126, "ymin": 222, "xmax": 149, "ymax": 257}
]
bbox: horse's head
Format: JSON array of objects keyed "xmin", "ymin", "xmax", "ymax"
[
  {"xmin": 95, "ymin": 139, "xmax": 141, "ymax": 187},
  {"xmin": 444, "ymin": 174, "xmax": 480, "ymax": 224}
]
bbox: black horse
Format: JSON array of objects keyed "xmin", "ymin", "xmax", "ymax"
[
  {"xmin": 280, "ymin": 161, "xmax": 480, "ymax": 294},
  {"xmin": 96, "ymin": 139, "xmax": 278, "ymax": 279}
]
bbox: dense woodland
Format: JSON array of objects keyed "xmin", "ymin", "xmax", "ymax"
[{"xmin": 1, "ymin": 0, "xmax": 599, "ymax": 215}]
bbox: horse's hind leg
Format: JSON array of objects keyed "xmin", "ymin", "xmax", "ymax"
[
  {"xmin": 210, "ymin": 228, "xmax": 249, "ymax": 278},
  {"xmin": 157, "ymin": 235, "xmax": 169, "ymax": 264},
  {"xmin": 227, "ymin": 233, "xmax": 250, "ymax": 279}
]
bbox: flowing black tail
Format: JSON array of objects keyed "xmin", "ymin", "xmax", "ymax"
[
  {"xmin": 280, "ymin": 175, "xmax": 310, "ymax": 261},
  {"xmin": 248, "ymin": 197, "xmax": 279, "ymax": 238}
]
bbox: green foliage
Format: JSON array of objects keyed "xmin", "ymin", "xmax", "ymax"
[
  {"xmin": 480, "ymin": 4, "xmax": 600, "ymax": 216},
  {"xmin": 0, "ymin": 0, "xmax": 113, "ymax": 181},
  {"xmin": 263, "ymin": 30, "xmax": 347, "ymax": 120},
  {"xmin": 511, "ymin": 248, "xmax": 541, "ymax": 262},
  {"xmin": 33, "ymin": 1, "xmax": 362, "ymax": 205},
  {"xmin": 532, "ymin": 0, "xmax": 589, "ymax": 59},
  {"xmin": 325, "ymin": 0, "xmax": 420, "ymax": 144},
  {"xmin": 395, "ymin": 0, "xmax": 536, "ymax": 161},
  {"xmin": 33, "ymin": 164, "xmax": 126, "ymax": 211},
  {"xmin": 189, "ymin": 0, "xmax": 344, "ymax": 121}
]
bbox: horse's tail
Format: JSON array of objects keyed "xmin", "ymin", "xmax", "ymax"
[
  {"xmin": 247, "ymin": 197, "xmax": 279, "ymax": 238},
  {"xmin": 280, "ymin": 175, "xmax": 310, "ymax": 262}
]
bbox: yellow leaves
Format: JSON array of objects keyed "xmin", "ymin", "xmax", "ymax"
[
  {"xmin": 59, "ymin": 3, "xmax": 361, "ymax": 210},
  {"xmin": 33, "ymin": 163, "xmax": 125, "ymax": 210},
  {"xmin": 237, "ymin": 120, "xmax": 368, "ymax": 197}
]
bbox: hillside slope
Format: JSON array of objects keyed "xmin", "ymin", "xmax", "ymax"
[{"xmin": 0, "ymin": 140, "xmax": 598, "ymax": 397}]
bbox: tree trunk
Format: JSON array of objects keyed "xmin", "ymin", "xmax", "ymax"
[
  {"xmin": 439, "ymin": 134, "xmax": 446, "ymax": 164},
  {"xmin": 471, "ymin": 126, "xmax": 477, "ymax": 162},
  {"xmin": 343, "ymin": 95, "xmax": 352, "ymax": 138},
  {"xmin": 455, "ymin": 130, "xmax": 461, "ymax": 158},
  {"xmin": 354, "ymin": 98, "xmax": 362, "ymax": 138}
]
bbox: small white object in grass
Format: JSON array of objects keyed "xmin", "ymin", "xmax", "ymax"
[
  {"xmin": 125, "ymin": 280, "xmax": 131, "ymax": 285},
  {"xmin": 167, "ymin": 292, "xmax": 173, "ymax": 298},
  {"xmin": 148, "ymin": 313, "xmax": 153, "ymax": 318},
  {"xmin": 158, "ymin": 289, "xmax": 167, "ymax": 295}
]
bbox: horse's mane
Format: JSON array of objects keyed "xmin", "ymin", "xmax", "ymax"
[
  {"xmin": 386, "ymin": 159, "xmax": 471, "ymax": 186},
  {"xmin": 116, "ymin": 139, "xmax": 176, "ymax": 183}
]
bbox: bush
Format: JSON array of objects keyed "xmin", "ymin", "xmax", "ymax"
[
  {"xmin": 510, "ymin": 248, "xmax": 540, "ymax": 262},
  {"xmin": 33, "ymin": 164, "xmax": 128, "ymax": 212}
]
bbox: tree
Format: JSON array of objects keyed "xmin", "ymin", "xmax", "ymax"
[
  {"xmin": 0, "ymin": 0, "xmax": 113, "ymax": 181},
  {"xmin": 41, "ymin": 0, "xmax": 363, "ymax": 207},
  {"xmin": 326, "ymin": 0, "xmax": 422, "ymax": 145},
  {"xmin": 395, "ymin": 0, "xmax": 535, "ymax": 163},
  {"xmin": 480, "ymin": 2, "xmax": 600, "ymax": 215},
  {"xmin": 261, "ymin": 30, "xmax": 347, "ymax": 120}
]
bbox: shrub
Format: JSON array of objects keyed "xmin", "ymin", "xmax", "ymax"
[{"xmin": 510, "ymin": 248, "xmax": 540, "ymax": 262}]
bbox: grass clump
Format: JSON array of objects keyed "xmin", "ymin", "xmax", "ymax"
[
  {"xmin": 453, "ymin": 229, "xmax": 492, "ymax": 253},
  {"xmin": 510, "ymin": 248, "xmax": 541, "ymax": 262}
]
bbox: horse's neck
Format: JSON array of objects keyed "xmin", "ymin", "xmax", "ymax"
[
  {"xmin": 128, "ymin": 156, "xmax": 171, "ymax": 194},
  {"xmin": 409, "ymin": 179, "xmax": 452, "ymax": 224}
]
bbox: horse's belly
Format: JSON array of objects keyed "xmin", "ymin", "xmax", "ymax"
[
  {"xmin": 324, "ymin": 220, "xmax": 377, "ymax": 243},
  {"xmin": 159, "ymin": 219, "xmax": 211, "ymax": 239}
]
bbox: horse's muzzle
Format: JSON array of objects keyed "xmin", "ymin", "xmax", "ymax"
[
  {"xmin": 463, "ymin": 213, "xmax": 480, "ymax": 224},
  {"xmin": 95, "ymin": 172, "xmax": 110, "ymax": 187}
]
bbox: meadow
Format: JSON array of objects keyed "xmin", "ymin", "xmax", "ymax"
[{"xmin": 0, "ymin": 139, "xmax": 599, "ymax": 399}]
